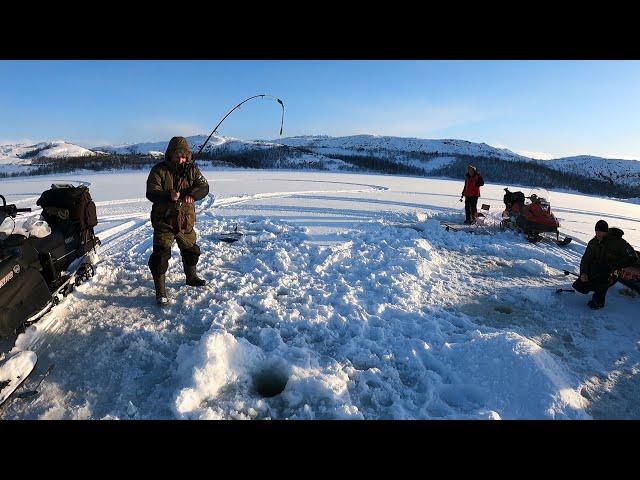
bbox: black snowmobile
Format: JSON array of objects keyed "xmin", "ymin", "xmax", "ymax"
[{"xmin": 0, "ymin": 185, "xmax": 100, "ymax": 337}]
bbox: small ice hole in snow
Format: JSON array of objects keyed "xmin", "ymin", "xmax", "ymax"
[
  {"xmin": 494, "ymin": 306, "xmax": 513, "ymax": 315},
  {"xmin": 252, "ymin": 358, "xmax": 290, "ymax": 398}
]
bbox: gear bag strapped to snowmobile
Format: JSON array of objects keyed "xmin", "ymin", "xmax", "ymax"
[
  {"xmin": 37, "ymin": 184, "xmax": 97, "ymax": 230},
  {"xmin": 37, "ymin": 184, "xmax": 98, "ymax": 246},
  {"xmin": 503, "ymin": 190, "xmax": 525, "ymax": 209}
]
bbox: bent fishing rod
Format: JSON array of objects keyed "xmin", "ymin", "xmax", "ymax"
[
  {"xmin": 194, "ymin": 93, "xmax": 285, "ymax": 163},
  {"xmin": 175, "ymin": 94, "xmax": 285, "ymax": 196}
]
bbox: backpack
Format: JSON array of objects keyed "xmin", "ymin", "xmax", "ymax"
[
  {"xmin": 503, "ymin": 190, "xmax": 525, "ymax": 206},
  {"xmin": 476, "ymin": 174, "xmax": 484, "ymax": 187},
  {"xmin": 37, "ymin": 184, "xmax": 98, "ymax": 236}
]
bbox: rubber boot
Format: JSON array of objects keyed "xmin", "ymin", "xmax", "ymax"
[
  {"xmin": 153, "ymin": 274, "xmax": 169, "ymax": 306},
  {"xmin": 184, "ymin": 264, "xmax": 206, "ymax": 287}
]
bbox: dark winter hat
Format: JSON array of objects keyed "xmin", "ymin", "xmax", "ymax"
[
  {"xmin": 165, "ymin": 136, "xmax": 193, "ymax": 162},
  {"xmin": 595, "ymin": 220, "xmax": 609, "ymax": 232}
]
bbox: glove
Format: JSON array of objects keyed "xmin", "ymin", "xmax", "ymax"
[{"xmin": 459, "ymin": 197, "xmax": 463, "ymax": 203}]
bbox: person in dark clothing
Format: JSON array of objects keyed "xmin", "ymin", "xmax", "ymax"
[
  {"xmin": 572, "ymin": 220, "xmax": 638, "ymax": 309},
  {"xmin": 146, "ymin": 136, "xmax": 210, "ymax": 306},
  {"xmin": 460, "ymin": 165, "xmax": 484, "ymax": 224}
]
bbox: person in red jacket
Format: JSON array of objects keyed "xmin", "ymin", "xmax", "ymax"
[{"xmin": 460, "ymin": 165, "xmax": 484, "ymax": 224}]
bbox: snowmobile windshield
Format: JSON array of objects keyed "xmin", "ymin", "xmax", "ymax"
[
  {"xmin": 0, "ymin": 215, "xmax": 51, "ymax": 240},
  {"xmin": 22, "ymin": 215, "xmax": 51, "ymax": 238},
  {"xmin": 0, "ymin": 216, "xmax": 15, "ymax": 239},
  {"xmin": 528, "ymin": 188, "xmax": 551, "ymax": 207}
]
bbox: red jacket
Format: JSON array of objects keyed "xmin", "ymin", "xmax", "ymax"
[{"xmin": 462, "ymin": 172, "xmax": 483, "ymax": 197}]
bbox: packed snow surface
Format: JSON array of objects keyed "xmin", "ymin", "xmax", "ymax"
[{"xmin": 1, "ymin": 170, "xmax": 639, "ymax": 419}]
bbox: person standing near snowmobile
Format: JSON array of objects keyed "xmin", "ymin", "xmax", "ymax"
[
  {"xmin": 146, "ymin": 136, "xmax": 210, "ymax": 306},
  {"xmin": 460, "ymin": 165, "xmax": 484, "ymax": 224},
  {"xmin": 572, "ymin": 220, "xmax": 638, "ymax": 309}
]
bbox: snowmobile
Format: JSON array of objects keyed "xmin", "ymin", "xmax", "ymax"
[
  {"xmin": 0, "ymin": 184, "xmax": 100, "ymax": 338},
  {"xmin": 501, "ymin": 188, "xmax": 572, "ymax": 246}
]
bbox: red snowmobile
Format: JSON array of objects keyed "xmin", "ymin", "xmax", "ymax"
[
  {"xmin": 618, "ymin": 248, "xmax": 640, "ymax": 293},
  {"xmin": 501, "ymin": 188, "xmax": 572, "ymax": 246}
]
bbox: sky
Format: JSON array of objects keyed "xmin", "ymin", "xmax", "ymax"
[{"xmin": 0, "ymin": 60, "xmax": 639, "ymax": 160}]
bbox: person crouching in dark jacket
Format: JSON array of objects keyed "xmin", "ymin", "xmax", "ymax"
[
  {"xmin": 460, "ymin": 164, "xmax": 484, "ymax": 224},
  {"xmin": 573, "ymin": 220, "xmax": 638, "ymax": 309}
]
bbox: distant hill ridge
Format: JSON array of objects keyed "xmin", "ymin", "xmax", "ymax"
[{"xmin": 2, "ymin": 134, "xmax": 639, "ymax": 197}]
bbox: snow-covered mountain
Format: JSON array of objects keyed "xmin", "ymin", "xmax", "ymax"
[
  {"xmin": 272, "ymin": 135, "xmax": 640, "ymax": 189},
  {"xmin": 545, "ymin": 155, "xmax": 640, "ymax": 187},
  {"xmin": 96, "ymin": 134, "xmax": 278, "ymax": 157},
  {"xmin": 273, "ymin": 134, "xmax": 531, "ymax": 162},
  {"xmin": 3, "ymin": 134, "xmax": 640, "ymax": 194},
  {"xmin": 0, "ymin": 141, "xmax": 95, "ymax": 165}
]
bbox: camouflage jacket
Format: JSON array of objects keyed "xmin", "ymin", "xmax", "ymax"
[{"xmin": 145, "ymin": 160, "xmax": 209, "ymax": 233}]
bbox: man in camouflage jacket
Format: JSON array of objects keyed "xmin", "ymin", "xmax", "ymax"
[{"xmin": 146, "ymin": 136, "xmax": 210, "ymax": 306}]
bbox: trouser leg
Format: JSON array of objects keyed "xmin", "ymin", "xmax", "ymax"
[
  {"xmin": 175, "ymin": 230, "xmax": 200, "ymax": 268},
  {"xmin": 176, "ymin": 230, "xmax": 205, "ymax": 286},
  {"xmin": 470, "ymin": 196, "xmax": 479, "ymax": 219},
  {"xmin": 592, "ymin": 282, "xmax": 609, "ymax": 304},
  {"xmin": 464, "ymin": 197, "xmax": 472, "ymax": 222},
  {"xmin": 148, "ymin": 231, "xmax": 175, "ymax": 276},
  {"xmin": 592, "ymin": 276, "xmax": 617, "ymax": 305},
  {"xmin": 572, "ymin": 274, "xmax": 616, "ymax": 305}
]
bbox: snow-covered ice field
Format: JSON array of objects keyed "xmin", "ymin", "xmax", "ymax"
[{"xmin": 1, "ymin": 169, "xmax": 639, "ymax": 419}]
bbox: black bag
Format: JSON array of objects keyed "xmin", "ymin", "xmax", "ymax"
[
  {"xmin": 477, "ymin": 174, "xmax": 484, "ymax": 187},
  {"xmin": 503, "ymin": 190, "xmax": 525, "ymax": 206},
  {"xmin": 37, "ymin": 185, "xmax": 97, "ymax": 231}
]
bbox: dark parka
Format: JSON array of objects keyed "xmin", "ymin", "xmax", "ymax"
[
  {"xmin": 580, "ymin": 227, "xmax": 638, "ymax": 279},
  {"xmin": 146, "ymin": 137, "xmax": 210, "ymax": 234}
]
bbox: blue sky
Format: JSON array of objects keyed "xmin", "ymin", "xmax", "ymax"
[{"xmin": 1, "ymin": 60, "xmax": 639, "ymax": 159}]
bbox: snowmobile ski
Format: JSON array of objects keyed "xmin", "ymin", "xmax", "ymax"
[
  {"xmin": 14, "ymin": 363, "xmax": 54, "ymax": 400},
  {"xmin": 0, "ymin": 351, "xmax": 37, "ymax": 407}
]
